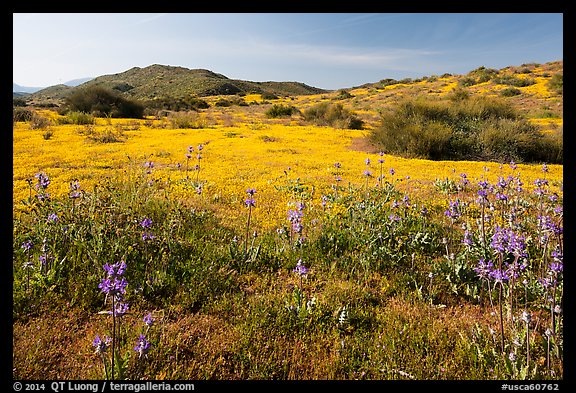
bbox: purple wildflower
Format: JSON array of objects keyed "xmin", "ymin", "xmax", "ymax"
[
  {"xmin": 69, "ymin": 180, "xmax": 81, "ymax": 199},
  {"xmin": 21, "ymin": 240, "xmax": 33, "ymax": 252},
  {"xmin": 293, "ymin": 259, "xmax": 309, "ymax": 276},
  {"xmin": 489, "ymin": 268, "xmax": 510, "ymax": 284},
  {"xmin": 111, "ymin": 301, "xmax": 129, "ymax": 317},
  {"xmin": 98, "ymin": 276, "xmax": 128, "ymax": 297},
  {"xmin": 47, "ymin": 213, "xmax": 59, "ymax": 223},
  {"xmin": 245, "ymin": 198, "xmax": 256, "ymax": 208},
  {"xmin": 490, "ymin": 226, "xmax": 527, "ymax": 258},
  {"xmin": 140, "ymin": 217, "xmax": 153, "ymax": 229},
  {"xmin": 39, "ymin": 254, "xmax": 52, "ymax": 266},
  {"xmin": 143, "ymin": 313, "xmax": 154, "ymax": 327},
  {"xmin": 103, "ymin": 261, "xmax": 127, "ymax": 277},
  {"xmin": 93, "ymin": 335, "xmax": 112, "ymax": 354},
  {"xmin": 444, "ymin": 199, "xmax": 462, "ymax": 220},
  {"xmin": 463, "ymin": 230, "xmax": 474, "ymax": 246},
  {"xmin": 142, "ymin": 232, "xmax": 156, "ymax": 241},
  {"xmin": 287, "ymin": 208, "xmax": 304, "ymax": 233},
  {"xmin": 34, "ymin": 172, "xmax": 50, "ymax": 190},
  {"xmin": 246, "ymin": 188, "xmax": 256, "ymax": 196},
  {"xmin": 134, "ymin": 334, "xmax": 151, "ymax": 358},
  {"xmin": 474, "ymin": 258, "xmax": 494, "ymax": 280}
]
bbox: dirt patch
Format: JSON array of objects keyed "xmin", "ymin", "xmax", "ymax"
[{"xmin": 348, "ymin": 136, "xmax": 380, "ymax": 154}]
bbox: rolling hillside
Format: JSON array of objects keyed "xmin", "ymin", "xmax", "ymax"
[{"xmin": 26, "ymin": 64, "xmax": 328, "ymax": 104}]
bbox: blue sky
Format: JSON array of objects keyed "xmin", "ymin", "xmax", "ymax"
[{"xmin": 13, "ymin": 13, "xmax": 563, "ymax": 90}]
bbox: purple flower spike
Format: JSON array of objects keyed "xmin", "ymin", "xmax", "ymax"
[
  {"xmin": 293, "ymin": 259, "xmax": 309, "ymax": 276},
  {"xmin": 21, "ymin": 240, "xmax": 33, "ymax": 252},
  {"xmin": 134, "ymin": 334, "xmax": 151, "ymax": 358},
  {"xmin": 140, "ymin": 217, "xmax": 153, "ymax": 229},
  {"xmin": 143, "ymin": 313, "xmax": 155, "ymax": 327},
  {"xmin": 93, "ymin": 335, "xmax": 112, "ymax": 354}
]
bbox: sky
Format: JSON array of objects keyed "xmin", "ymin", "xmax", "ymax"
[{"xmin": 13, "ymin": 13, "xmax": 563, "ymax": 90}]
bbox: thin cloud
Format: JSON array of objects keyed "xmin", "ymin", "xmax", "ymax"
[{"xmin": 170, "ymin": 37, "xmax": 440, "ymax": 68}]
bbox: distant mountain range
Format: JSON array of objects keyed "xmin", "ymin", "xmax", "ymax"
[
  {"xmin": 13, "ymin": 77, "xmax": 94, "ymax": 95},
  {"xmin": 16, "ymin": 65, "xmax": 328, "ymax": 104}
]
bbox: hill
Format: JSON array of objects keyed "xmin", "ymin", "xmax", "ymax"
[{"xmin": 26, "ymin": 64, "xmax": 328, "ymax": 105}]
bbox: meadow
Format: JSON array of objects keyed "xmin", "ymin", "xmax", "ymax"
[{"xmin": 12, "ymin": 68, "xmax": 563, "ymax": 381}]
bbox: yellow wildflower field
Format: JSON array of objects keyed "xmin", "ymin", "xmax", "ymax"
[{"xmin": 13, "ymin": 114, "xmax": 563, "ymax": 234}]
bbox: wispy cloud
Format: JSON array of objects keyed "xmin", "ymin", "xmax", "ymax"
[{"xmin": 172, "ymin": 37, "xmax": 440, "ymax": 68}]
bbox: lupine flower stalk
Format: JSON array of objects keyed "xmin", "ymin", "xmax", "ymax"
[{"xmin": 244, "ymin": 188, "xmax": 256, "ymax": 253}]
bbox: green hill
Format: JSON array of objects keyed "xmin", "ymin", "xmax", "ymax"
[{"xmin": 27, "ymin": 64, "xmax": 328, "ymax": 105}]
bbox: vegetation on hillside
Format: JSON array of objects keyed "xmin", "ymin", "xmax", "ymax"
[
  {"xmin": 369, "ymin": 95, "xmax": 562, "ymax": 163},
  {"xmin": 65, "ymin": 86, "xmax": 145, "ymax": 118}
]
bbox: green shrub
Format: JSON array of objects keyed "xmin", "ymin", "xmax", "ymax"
[
  {"xmin": 500, "ymin": 87, "xmax": 522, "ymax": 97},
  {"xmin": 144, "ymin": 96, "xmax": 209, "ymax": 112},
  {"xmin": 335, "ymin": 89, "xmax": 354, "ymax": 99},
  {"xmin": 42, "ymin": 129, "xmax": 55, "ymax": 140},
  {"xmin": 86, "ymin": 127, "xmax": 125, "ymax": 143},
  {"xmin": 13, "ymin": 107, "xmax": 34, "ymax": 123},
  {"xmin": 467, "ymin": 66, "xmax": 499, "ymax": 83},
  {"xmin": 547, "ymin": 73, "xmax": 563, "ymax": 95},
  {"xmin": 215, "ymin": 99, "xmax": 232, "ymax": 107},
  {"xmin": 168, "ymin": 111, "xmax": 205, "ymax": 129},
  {"xmin": 379, "ymin": 78, "xmax": 399, "ymax": 88},
  {"xmin": 458, "ymin": 77, "xmax": 477, "ymax": 87},
  {"xmin": 448, "ymin": 88, "xmax": 471, "ymax": 102},
  {"xmin": 369, "ymin": 96, "xmax": 560, "ymax": 163},
  {"xmin": 65, "ymin": 86, "xmax": 144, "ymax": 118},
  {"xmin": 493, "ymin": 75, "xmax": 535, "ymax": 87},
  {"xmin": 303, "ymin": 102, "xmax": 364, "ymax": 129},
  {"xmin": 13, "ymin": 98, "xmax": 27, "ymax": 107},
  {"xmin": 261, "ymin": 92, "xmax": 279, "ymax": 100},
  {"xmin": 265, "ymin": 104, "xmax": 298, "ymax": 118},
  {"xmin": 61, "ymin": 111, "xmax": 95, "ymax": 125}
]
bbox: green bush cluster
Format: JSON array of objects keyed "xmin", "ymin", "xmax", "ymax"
[
  {"xmin": 547, "ymin": 73, "xmax": 563, "ymax": 95},
  {"xmin": 58, "ymin": 111, "xmax": 96, "ymax": 125},
  {"xmin": 369, "ymin": 96, "xmax": 562, "ymax": 163},
  {"xmin": 500, "ymin": 87, "xmax": 522, "ymax": 97},
  {"xmin": 65, "ymin": 86, "xmax": 145, "ymax": 118},
  {"xmin": 303, "ymin": 102, "xmax": 364, "ymax": 130},
  {"xmin": 145, "ymin": 96, "xmax": 209, "ymax": 112},
  {"xmin": 458, "ymin": 66, "xmax": 499, "ymax": 87},
  {"xmin": 13, "ymin": 107, "xmax": 34, "ymax": 123},
  {"xmin": 265, "ymin": 104, "xmax": 299, "ymax": 118},
  {"xmin": 493, "ymin": 75, "xmax": 536, "ymax": 87}
]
